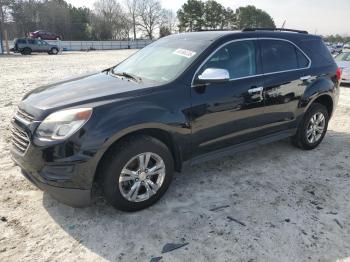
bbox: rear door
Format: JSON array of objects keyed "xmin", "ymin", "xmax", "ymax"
[
  {"xmin": 259, "ymin": 38, "xmax": 311, "ymax": 133},
  {"xmin": 27, "ymin": 39, "xmax": 37, "ymax": 51}
]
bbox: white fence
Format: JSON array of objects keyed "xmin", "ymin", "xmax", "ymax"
[{"xmin": 4, "ymin": 39, "xmax": 153, "ymax": 51}]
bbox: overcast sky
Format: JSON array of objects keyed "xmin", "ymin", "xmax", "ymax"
[{"xmin": 66, "ymin": 0, "xmax": 350, "ymax": 36}]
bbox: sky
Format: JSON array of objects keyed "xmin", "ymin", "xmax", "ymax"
[{"xmin": 66, "ymin": 0, "xmax": 350, "ymax": 36}]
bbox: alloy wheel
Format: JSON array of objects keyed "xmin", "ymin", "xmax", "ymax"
[
  {"xmin": 118, "ymin": 152, "xmax": 166, "ymax": 202},
  {"xmin": 306, "ymin": 112, "xmax": 326, "ymax": 143}
]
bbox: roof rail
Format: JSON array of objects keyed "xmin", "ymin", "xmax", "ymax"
[{"xmin": 242, "ymin": 28, "xmax": 308, "ymax": 34}]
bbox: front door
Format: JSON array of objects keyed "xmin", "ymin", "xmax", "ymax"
[{"xmin": 190, "ymin": 39, "xmax": 268, "ymax": 157}]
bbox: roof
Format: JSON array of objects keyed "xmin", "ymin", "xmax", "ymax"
[{"xmin": 168, "ymin": 29, "xmax": 318, "ymax": 43}]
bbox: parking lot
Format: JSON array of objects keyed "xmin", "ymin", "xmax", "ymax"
[{"xmin": 1, "ymin": 50, "xmax": 350, "ymax": 261}]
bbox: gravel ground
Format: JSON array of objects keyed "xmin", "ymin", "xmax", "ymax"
[{"xmin": 1, "ymin": 50, "xmax": 350, "ymax": 262}]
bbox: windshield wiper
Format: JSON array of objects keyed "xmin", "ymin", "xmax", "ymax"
[{"xmin": 112, "ymin": 71, "xmax": 142, "ymax": 83}]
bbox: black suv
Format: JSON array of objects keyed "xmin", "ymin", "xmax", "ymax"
[{"xmin": 11, "ymin": 29, "xmax": 341, "ymax": 211}]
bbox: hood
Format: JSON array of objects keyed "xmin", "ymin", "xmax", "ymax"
[{"xmin": 20, "ymin": 72, "xmax": 153, "ymax": 114}]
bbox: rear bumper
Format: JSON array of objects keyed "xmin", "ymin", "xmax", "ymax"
[{"xmin": 20, "ymin": 166, "xmax": 91, "ymax": 207}]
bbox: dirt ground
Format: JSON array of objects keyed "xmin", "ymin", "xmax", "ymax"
[{"xmin": 1, "ymin": 50, "xmax": 350, "ymax": 262}]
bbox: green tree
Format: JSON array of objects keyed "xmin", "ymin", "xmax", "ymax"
[
  {"xmin": 203, "ymin": 0, "xmax": 225, "ymax": 29},
  {"xmin": 222, "ymin": 7, "xmax": 236, "ymax": 30},
  {"xmin": 236, "ymin": 5, "xmax": 275, "ymax": 29},
  {"xmin": 177, "ymin": 0, "xmax": 205, "ymax": 32}
]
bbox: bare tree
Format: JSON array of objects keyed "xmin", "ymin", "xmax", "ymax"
[
  {"xmin": 125, "ymin": 0, "xmax": 140, "ymax": 40},
  {"xmin": 93, "ymin": 0, "xmax": 127, "ymax": 40},
  {"xmin": 137, "ymin": 0, "xmax": 163, "ymax": 39},
  {"xmin": 161, "ymin": 9, "xmax": 177, "ymax": 34},
  {"xmin": 0, "ymin": 0, "xmax": 11, "ymax": 33}
]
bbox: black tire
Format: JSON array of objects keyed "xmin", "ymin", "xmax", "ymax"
[
  {"xmin": 292, "ymin": 103, "xmax": 329, "ymax": 150},
  {"xmin": 101, "ymin": 135, "xmax": 174, "ymax": 211},
  {"xmin": 49, "ymin": 47, "xmax": 58, "ymax": 55},
  {"xmin": 21, "ymin": 48, "xmax": 32, "ymax": 55}
]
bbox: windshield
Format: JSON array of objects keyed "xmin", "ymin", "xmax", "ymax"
[
  {"xmin": 335, "ymin": 52, "xmax": 350, "ymax": 61},
  {"xmin": 112, "ymin": 35, "xmax": 210, "ymax": 84}
]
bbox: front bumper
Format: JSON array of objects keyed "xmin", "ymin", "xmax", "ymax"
[
  {"xmin": 10, "ymin": 119, "xmax": 98, "ymax": 207},
  {"xmin": 20, "ymin": 168, "xmax": 91, "ymax": 207}
]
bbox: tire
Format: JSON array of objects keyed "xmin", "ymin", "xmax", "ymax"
[
  {"xmin": 292, "ymin": 103, "xmax": 329, "ymax": 150},
  {"xmin": 21, "ymin": 48, "xmax": 32, "ymax": 55},
  {"xmin": 49, "ymin": 48, "xmax": 58, "ymax": 55},
  {"xmin": 101, "ymin": 135, "xmax": 174, "ymax": 211}
]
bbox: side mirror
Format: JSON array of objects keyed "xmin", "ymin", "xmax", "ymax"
[{"xmin": 197, "ymin": 68, "xmax": 230, "ymax": 83}]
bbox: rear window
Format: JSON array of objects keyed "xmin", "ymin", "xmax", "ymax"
[
  {"xmin": 261, "ymin": 39, "xmax": 309, "ymax": 73},
  {"xmin": 299, "ymin": 38, "xmax": 335, "ymax": 67}
]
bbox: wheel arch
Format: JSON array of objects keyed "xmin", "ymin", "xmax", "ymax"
[
  {"xmin": 93, "ymin": 126, "xmax": 183, "ymax": 184},
  {"xmin": 305, "ymin": 93, "xmax": 334, "ymax": 117}
]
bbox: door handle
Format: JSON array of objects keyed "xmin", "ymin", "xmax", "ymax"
[
  {"xmin": 248, "ymin": 86, "xmax": 264, "ymax": 94},
  {"xmin": 300, "ymin": 75, "xmax": 311, "ymax": 81}
]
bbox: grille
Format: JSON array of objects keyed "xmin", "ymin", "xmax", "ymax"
[
  {"xmin": 11, "ymin": 124, "xmax": 30, "ymax": 155},
  {"xmin": 15, "ymin": 108, "xmax": 34, "ymax": 123}
]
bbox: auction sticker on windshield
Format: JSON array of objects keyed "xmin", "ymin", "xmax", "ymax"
[{"xmin": 173, "ymin": 49, "xmax": 197, "ymax": 58}]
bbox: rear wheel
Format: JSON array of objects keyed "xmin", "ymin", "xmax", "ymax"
[
  {"xmin": 101, "ymin": 135, "xmax": 174, "ymax": 211},
  {"xmin": 292, "ymin": 103, "xmax": 329, "ymax": 150},
  {"xmin": 21, "ymin": 48, "xmax": 32, "ymax": 55}
]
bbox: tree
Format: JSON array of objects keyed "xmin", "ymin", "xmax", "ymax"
[
  {"xmin": 236, "ymin": 5, "xmax": 275, "ymax": 29},
  {"xmin": 161, "ymin": 9, "xmax": 177, "ymax": 34},
  {"xmin": 203, "ymin": 0, "xmax": 225, "ymax": 29},
  {"xmin": 222, "ymin": 7, "xmax": 236, "ymax": 30},
  {"xmin": 137, "ymin": 0, "xmax": 163, "ymax": 39},
  {"xmin": 177, "ymin": 0, "xmax": 205, "ymax": 32},
  {"xmin": 0, "ymin": 0, "xmax": 13, "ymax": 39},
  {"xmin": 125, "ymin": 0, "xmax": 140, "ymax": 40},
  {"xmin": 93, "ymin": 0, "xmax": 128, "ymax": 40}
]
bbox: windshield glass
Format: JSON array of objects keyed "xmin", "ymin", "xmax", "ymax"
[
  {"xmin": 335, "ymin": 52, "xmax": 350, "ymax": 61},
  {"xmin": 112, "ymin": 35, "xmax": 210, "ymax": 84}
]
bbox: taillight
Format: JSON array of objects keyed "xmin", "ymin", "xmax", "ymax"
[{"xmin": 336, "ymin": 67, "xmax": 342, "ymax": 81}]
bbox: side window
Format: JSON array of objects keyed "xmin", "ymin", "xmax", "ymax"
[
  {"xmin": 200, "ymin": 40, "xmax": 257, "ymax": 79},
  {"xmin": 296, "ymin": 48, "xmax": 310, "ymax": 68},
  {"xmin": 261, "ymin": 40, "xmax": 308, "ymax": 73},
  {"xmin": 17, "ymin": 39, "xmax": 26, "ymax": 44},
  {"xmin": 28, "ymin": 39, "xmax": 35, "ymax": 44}
]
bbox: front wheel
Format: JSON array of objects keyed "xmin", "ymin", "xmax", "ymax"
[
  {"xmin": 49, "ymin": 47, "xmax": 58, "ymax": 55},
  {"xmin": 292, "ymin": 103, "xmax": 329, "ymax": 150},
  {"xmin": 101, "ymin": 135, "xmax": 174, "ymax": 211}
]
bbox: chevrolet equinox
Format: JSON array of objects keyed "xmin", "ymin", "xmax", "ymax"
[{"xmin": 11, "ymin": 28, "xmax": 341, "ymax": 211}]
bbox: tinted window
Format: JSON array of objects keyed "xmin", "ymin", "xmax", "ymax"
[
  {"xmin": 28, "ymin": 39, "xmax": 36, "ymax": 44},
  {"xmin": 200, "ymin": 40, "xmax": 257, "ymax": 79},
  {"xmin": 299, "ymin": 39, "xmax": 334, "ymax": 67},
  {"xmin": 296, "ymin": 48, "xmax": 310, "ymax": 67},
  {"xmin": 261, "ymin": 40, "xmax": 300, "ymax": 73},
  {"xmin": 17, "ymin": 39, "xmax": 26, "ymax": 44}
]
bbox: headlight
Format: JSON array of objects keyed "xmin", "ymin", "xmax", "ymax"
[{"xmin": 35, "ymin": 108, "xmax": 92, "ymax": 141}]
